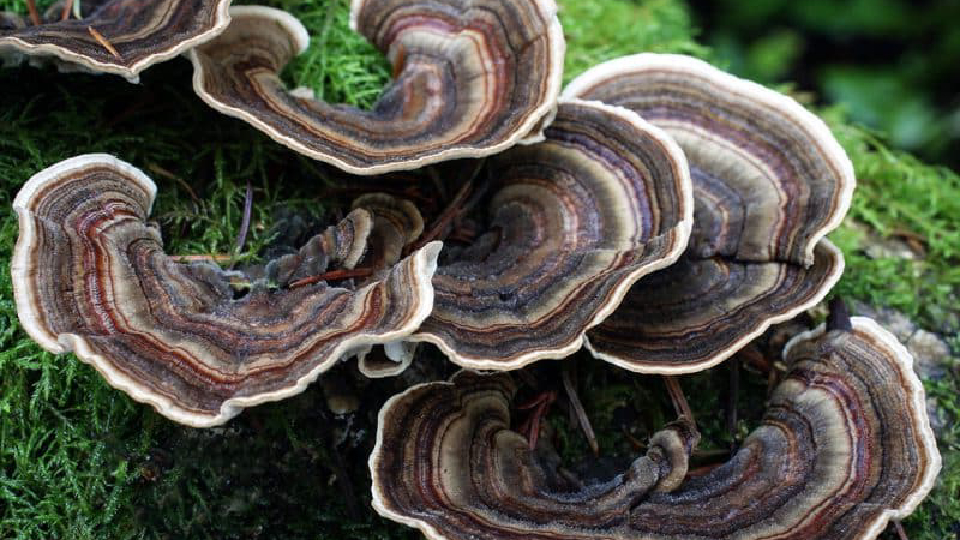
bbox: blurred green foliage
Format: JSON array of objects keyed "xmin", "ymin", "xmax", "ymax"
[{"xmin": 691, "ymin": 0, "xmax": 960, "ymax": 168}]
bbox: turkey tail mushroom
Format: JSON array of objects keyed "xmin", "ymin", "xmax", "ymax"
[
  {"xmin": 189, "ymin": 0, "xmax": 565, "ymax": 175},
  {"xmin": 370, "ymin": 318, "xmax": 939, "ymax": 540},
  {"xmin": 0, "ymin": 0, "xmax": 231, "ymax": 79},
  {"xmin": 11, "ymin": 154, "xmax": 441, "ymax": 427},
  {"xmin": 410, "ymin": 98, "xmax": 694, "ymax": 369},
  {"xmin": 565, "ymin": 54, "xmax": 855, "ymax": 373}
]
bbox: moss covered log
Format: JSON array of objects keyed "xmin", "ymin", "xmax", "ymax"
[{"xmin": 0, "ymin": 0, "xmax": 956, "ymax": 538}]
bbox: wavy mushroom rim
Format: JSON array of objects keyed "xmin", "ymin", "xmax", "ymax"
[
  {"xmin": 11, "ymin": 154, "xmax": 157, "ymax": 354},
  {"xmin": 368, "ymin": 377, "xmax": 456, "ymax": 540},
  {"xmin": 367, "ymin": 376, "xmax": 696, "ymax": 540},
  {"xmin": 0, "ymin": 0, "xmax": 232, "ymax": 80},
  {"xmin": 347, "ymin": 0, "xmax": 565, "ymax": 146},
  {"xmin": 584, "ymin": 238, "xmax": 845, "ymax": 375},
  {"xmin": 784, "ymin": 316, "xmax": 942, "ymax": 539},
  {"xmin": 369, "ymin": 316, "xmax": 941, "ymax": 540},
  {"xmin": 357, "ymin": 354, "xmax": 408, "ymax": 379},
  {"xmin": 407, "ymin": 98, "xmax": 695, "ymax": 370},
  {"xmin": 354, "ymin": 341, "xmax": 417, "ymax": 379},
  {"xmin": 190, "ymin": 2, "xmax": 566, "ymax": 175},
  {"xmin": 563, "ymin": 53, "xmax": 856, "ymax": 267},
  {"xmin": 11, "ymin": 153, "xmax": 442, "ymax": 427}
]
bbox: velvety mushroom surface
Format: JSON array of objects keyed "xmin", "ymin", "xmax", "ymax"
[
  {"xmin": 587, "ymin": 239, "xmax": 844, "ymax": 373},
  {"xmin": 370, "ymin": 317, "xmax": 940, "ymax": 540},
  {"xmin": 0, "ymin": 0, "xmax": 230, "ymax": 78},
  {"xmin": 411, "ymin": 99, "xmax": 694, "ymax": 369},
  {"xmin": 189, "ymin": 1, "xmax": 564, "ymax": 175},
  {"xmin": 11, "ymin": 154, "xmax": 441, "ymax": 427},
  {"xmin": 352, "ymin": 192, "xmax": 425, "ymax": 273},
  {"xmin": 564, "ymin": 54, "xmax": 855, "ymax": 372}
]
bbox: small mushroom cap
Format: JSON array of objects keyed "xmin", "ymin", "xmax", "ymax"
[
  {"xmin": 189, "ymin": 1, "xmax": 565, "ymax": 175},
  {"xmin": 586, "ymin": 239, "xmax": 844, "ymax": 373},
  {"xmin": 0, "ymin": 0, "xmax": 231, "ymax": 79},
  {"xmin": 263, "ymin": 208, "xmax": 373, "ymax": 285},
  {"xmin": 352, "ymin": 193, "xmax": 425, "ymax": 273},
  {"xmin": 564, "ymin": 53, "xmax": 855, "ymax": 267},
  {"xmin": 354, "ymin": 341, "xmax": 418, "ymax": 378},
  {"xmin": 411, "ymin": 98, "xmax": 694, "ymax": 369},
  {"xmin": 370, "ymin": 318, "xmax": 940, "ymax": 540},
  {"xmin": 11, "ymin": 154, "xmax": 441, "ymax": 427}
]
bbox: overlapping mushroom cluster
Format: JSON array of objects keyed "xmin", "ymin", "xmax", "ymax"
[
  {"xmin": 7, "ymin": 0, "xmax": 940, "ymax": 538},
  {"xmin": 1, "ymin": 0, "xmax": 231, "ymax": 80}
]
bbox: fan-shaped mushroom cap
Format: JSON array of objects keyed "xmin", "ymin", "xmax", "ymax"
[
  {"xmin": 352, "ymin": 192, "xmax": 424, "ymax": 272},
  {"xmin": 263, "ymin": 208, "xmax": 373, "ymax": 284},
  {"xmin": 410, "ymin": 99, "xmax": 694, "ymax": 369},
  {"xmin": 345, "ymin": 193, "xmax": 425, "ymax": 378},
  {"xmin": 565, "ymin": 53, "xmax": 854, "ymax": 267},
  {"xmin": 0, "ymin": 0, "xmax": 230, "ymax": 79},
  {"xmin": 189, "ymin": 1, "xmax": 564, "ymax": 175},
  {"xmin": 11, "ymin": 154, "xmax": 441, "ymax": 427},
  {"xmin": 370, "ymin": 317, "xmax": 940, "ymax": 540},
  {"xmin": 587, "ymin": 240, "xmax": 844, "ymax": 373},
  {"xmin": 564, "ymin": 54, "xmax": 854, "ymax": 372}
]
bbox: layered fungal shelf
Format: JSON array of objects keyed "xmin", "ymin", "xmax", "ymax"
[{"xmin": 3, "ymin": 0, "xmax": 942, "ymax": 538}]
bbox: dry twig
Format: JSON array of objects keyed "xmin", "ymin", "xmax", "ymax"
[
  {"xmin": 561, "ymin": 363, "xmax": 599, "ymax": 456},
  {"xmin": 26, "ymin": 0, "xmax": 40, "ymax": 25},
  {"xmin": 147, "ymin": 164, "xmax": 200, "ymax": 203},
  {"xmin": 663, "ymin": 376, "xmax": 695, "ymax": 425},
  {"xmin": 893, "ymin": 520, "xmax": 909, "ymax": 540},
  {"xmin": 516, "ymin": 390, "xmax": 557, "ymax": 450},
  {"xmin": 88, "ymin": 26, "xmax": 121, "ymax": 59},
  {"xmin": 231, "ymin": 177, "xmax": 254, "ymax": 268},
  {"xmin": 61, "ymin": 0, "xmax": 74, "ymax": 21},
  {"xmin": 288, "ymin": 268, "xmax": 374, "ymax": 289}
]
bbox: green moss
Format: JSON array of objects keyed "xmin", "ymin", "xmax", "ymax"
[
  {"xmin": 268, "ymin": 0, "xmax": 391, "ymax": 108},
  {"xmin": 825, "ymin": 109, "xmax": 960, "ymax": 330},
  {"xmin": 0, "ymin": 0, "xmax": 957, "ymax": 538},
  {"xmin": 557, "ymin": 0, "xmax": 710, "ymax": 81}
]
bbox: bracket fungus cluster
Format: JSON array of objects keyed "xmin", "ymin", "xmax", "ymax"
[
  {"xmin": 370, "ymin": 316, "xmax": 940, "ymax": 540},
  {"xmin": 7, "ymin": 0, "xmax": 942, "ymax": 536},
  {"xmin": 564, "ymin": 54, "xmax": 855, "ymax": 373},
  {"xmin": 189, "ymin": 0, "xmax": 565, "ymax": 174},
  {"xmin": 0, "ymin": 0, "xmax": 230, "ymax": 79},
  {"xmin": 411, "ymin": 99, "xmax": 693, "ymax": 369},
  {"xmin": 12, "ymin": 154, "xmax": 440, "ymax": 427}
]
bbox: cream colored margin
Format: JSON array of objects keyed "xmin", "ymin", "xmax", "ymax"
[
  {"xmin": 12, "ymin": 154, "xmax": 157, "ymax": 354},
  {"xmin": 409, "ymin": 98, "xmax": 695, "ymax": 371},
  {"xmin": 191, "ymin": 1, "xmax": 564, "ymax": 175},
  {"xmin": 564, "ymin": 53, "xmax": 856, "ymax": 267},
  {"xmin": 370, "ymin": 318, "xmax": 942, "ymax": 540},
  {"xmin": 369, "ymin": 377, "xmax": 458, "ymax": 540},
  {"xmin": 12, "ymin": 154, "xmax": 442, "ymax": 427},
  {"xmin": 0, "ymin": 0, "xmax": 231, "ymax": 81},
  {"xmin": 783, "ymin": 317, "xmax": 942, "ymax": 540},
  {"xmin": 584, "ymin": 239, "xmax": 845, "ymax": 375}
]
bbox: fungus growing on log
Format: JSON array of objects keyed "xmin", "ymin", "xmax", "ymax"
[
  {"xmin": 11, "ymin": 154, "xmax": 441, "ymax": 427},
  {"xmin": 370, "ymin": 317, "xmax": 940, "ymax": 540},
  {"xmin": 189, "ymin": 1, "xmax": 565, "ymax": 175},
  {"xmin": 410, "ymin": 98, "xmax": 694, "ymax": 369},
  {"xmin": 0, "ymin": 0, "xmax": 230, "ymax": 79},
  {"xmin": 564, "ymin": 54, "xmax": 854, "ymax": 373}
]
